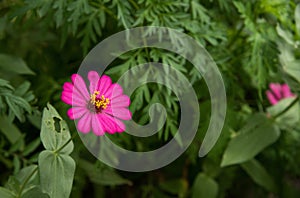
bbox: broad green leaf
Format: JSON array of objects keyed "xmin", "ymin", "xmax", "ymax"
[
  {"xmin": 192, "ymin": 173, "xmax": 218, "ymax": 198},
  {"xmin": 38, "ymin": 150, "xmax": 75, "ymax": 198},
  {"xmin": 267, "ymin": 97, "xmax": 300, "ymax": 128},
  {"xmin": 15, "ymin": 165, "xmax": 38, "ymax": 186},
  {"xmin": 22, "ymin": 187, "xmax": 49, "ymax": 198},
  {"xmin": 241, "ymin": 159, "xmax": 277, "ymax": 193},
  {"xmin": 0, "ymin": 54, "xmax": 35, "ymax": 76},
  {"xmin": 283, "ymin": 60, "xmax": 300, "ymax": 83},
  {"xmin": 221, "ymin": 114, "xmax": 280, "ymax": 166},
  {"xmin": 78, "ymin": 159, "xmax": 131, "ymax": 186},
  {"xmin": 6, "ymin": 165, "xmax": 38, "ymax": 196},
  {"xmin": 295, "ymin": 4, "xmax": 300, "ymax": 36},
  {"xmin": 0, "ymin": 116, "xmax": 22, "ymax": 143},
  {"xmin": 0, "ymin": 187, "xmax": 14, "ymax": 198},
  {"xmin": 41, "ymin": 103, "xmax": 73, "ymax": 154},
  {"xmin": 276, "ymin": 25, "xmax": 294, "ymax": 46}
]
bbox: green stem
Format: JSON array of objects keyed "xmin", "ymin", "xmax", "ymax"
[
  {"xmin": 273, "ymin": 96, "xmax": 299, "ymax": 119},
  {"xmin": 17, "ymin": 166, "xmax": 38, "ymax": 198},
  {"xmin": 54, "ymin": 132, "xmax": 78, "ymax": 154}
]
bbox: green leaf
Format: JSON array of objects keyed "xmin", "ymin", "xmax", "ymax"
[
  {"xmin": 0, "ymin": 54, "xmax": 35, "ymax": 76},
  {"xmin": 15, "ymin": 81, "xmax": 31, "ymax": 97},
  {"xmin": 15, "ymin": 165, "xmax": 38, "ymax": 186},
  {"xmin": 241, "ymin": 159, "xmax": 277, "ymax": 193},
  {"xmin": 295, "ymin": 4, "xmax": 300, "ymax": 36},
  {"xmin": 267, "ymin": 98, "xmax": 300, "ymax": 128},
  {"xmin": 78, "ymin": 159, "xmax": 132, "ymax": 186},
  {"xmin": 159, "ymin": 179, "xmax": 187, "ymax": 196},
  {"xmin": 13, "ymin": 155, "xmax": 20, "ymax": 174},
  {"xmin": 23, "ymin": 138, "xmax": 41, "ymax": 156},
  {"xmin": 0, "ymin": 116, "xmax": 22, "ymax": 144},
  {"xmin": 22, "ymin": 187, "xmax": 50, "ymax": 198},
  {"xmin": 221, "ymin": 114, "xmax": 280, "ymax": 167},
  {"xmin": 38, "ymin": 150, "xmax": 75, "ymax": 198},
  {"xmin": 0, "ymin": 187, "xmax": 14, "ymax": 198},
  {"xmin": 27, "ymin": 109, "xmax": 42, "ymax": 129},
  {"xmin": 192, "ymin": 173, "xmax": 218, "ymax": 198},
  {"xmin": 6, "ymin": 165, "xmax": 39, "ymax": 197},
  {"xmin": 283, "ymin": 60, "xmax": 300, "ymax": 83},
  {"xmin": 40, "ymin": 103, "xmax": 73, "ymax": 154},
  {"xmin": 276, "ymin": 25, "xmax": 294, "ymax": 46}
]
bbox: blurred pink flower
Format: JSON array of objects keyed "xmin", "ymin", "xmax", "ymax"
[
  {"xmin": 61, "ymin": 71, "xmax": 131, "ymax": 135},
  {"xmin": 266, "ymin": 83, "xmax": 295, "ymax": 105}
]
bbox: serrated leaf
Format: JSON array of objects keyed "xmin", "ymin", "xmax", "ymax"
[
  {"xmin": 241, "ymin": 159, "xmax": 277, "ymax": 192},
  {"xmin": 39, "ymin": 150, "xmax": 75, "ymax": 198},
  {"xmin": 221, "ymin": 115, "xmax": 280, "ymax": 167},
  {"xmin": 0, "ymin": 54, "xmax": 35, "ymax": 76},
  {"xmin": 192, "ymin": 173, "xmax": 218, "ymax": 198},
  {"xmin": 41, "ymin": 103, "xmax": 73, "ymax": 154}
]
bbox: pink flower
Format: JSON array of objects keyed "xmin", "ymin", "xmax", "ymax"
[
  {"xmin": 266, "ymin": 83, "xmax": 295, "ymax": 105},
  {"xmin": 61, "ymin": 71, "xmax": 131, "ymax": 135}
]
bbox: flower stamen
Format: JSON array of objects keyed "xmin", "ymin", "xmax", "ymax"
[{"xmin": 89, "ymin": 91, "xmax": 110, "ymax": 113}]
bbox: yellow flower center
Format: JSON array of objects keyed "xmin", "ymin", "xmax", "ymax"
[{"xmin": 89, "ymin": 91, "xmax": 110, "ymax": 113}]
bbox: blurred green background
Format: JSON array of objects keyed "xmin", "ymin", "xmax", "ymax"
[{"xmin": 1, "ymin": 0, "xmax": 300, "ymax": 197}]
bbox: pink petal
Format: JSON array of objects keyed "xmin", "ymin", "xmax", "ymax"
[
  {"xmin": 71, "ymin": 74, "xmax": 90, "ymax": 101},
  {"xmin": 105, "ymin": 83, "xmax": 123, "ymax": 99},
  {"xmin": 63, "ymin": 82, "xmax": 87, "ymax": 105},
  {"xmin": 104, "ymin": 107, "xmax": 132, "ymax": 120},
  {"xmin": 110, "ymin": 95, "xmax": 130, "ymax": 108},
  {"xmin": 91, "ymin": 115, "xmax": 104, "ymax": 136},
  {"xmin": 67, "ymin": 107, "xmax": 87, "ymax": 120},
  {"xmin": 61, "ymin": 91, "xmax": 86, "ymax": 106},
  {"xmin": 97, "ymin": 75, "xmax": 112, "ymax": 95},
  {"xmin": 77, "ymin": 113, "xmax": 92, "ymax": 133},
  {"xmin": 282, "ymin": 84, "xmax": 295, "ymax": 98},
  {"xmin": 112, "ymin": 118, "xmax": 126, "ymax": 132},
  {"xmin": 98, "ymin": 114, "xmax": 117, "ymax": 134},
  {"xmin": 269, "ymin": 83, "xmax": 282, "ymax": 100},
  {"xmin": 63, "ymin": 82, "xmax": 73, "ymax": 92},
  {"xmin": 101, "ymin": 114, "xmax": 126, "ymax": 133},
  {"xmin": 88, "ymin": 71, "xmax": 100, "ymax": 93},
  {"xmin": 266, "ymin": 90, "xmax": 278, "ymax": 105}
]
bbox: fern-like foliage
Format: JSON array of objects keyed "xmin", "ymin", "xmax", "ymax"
[{"xmin": 0, "ymin": 79, "xmax": 34, "ymax": 122}]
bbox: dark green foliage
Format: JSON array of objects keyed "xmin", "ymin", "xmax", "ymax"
[{"xmin": 0, "ymin": 0, "xmax": 300, "ymax": 197}]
